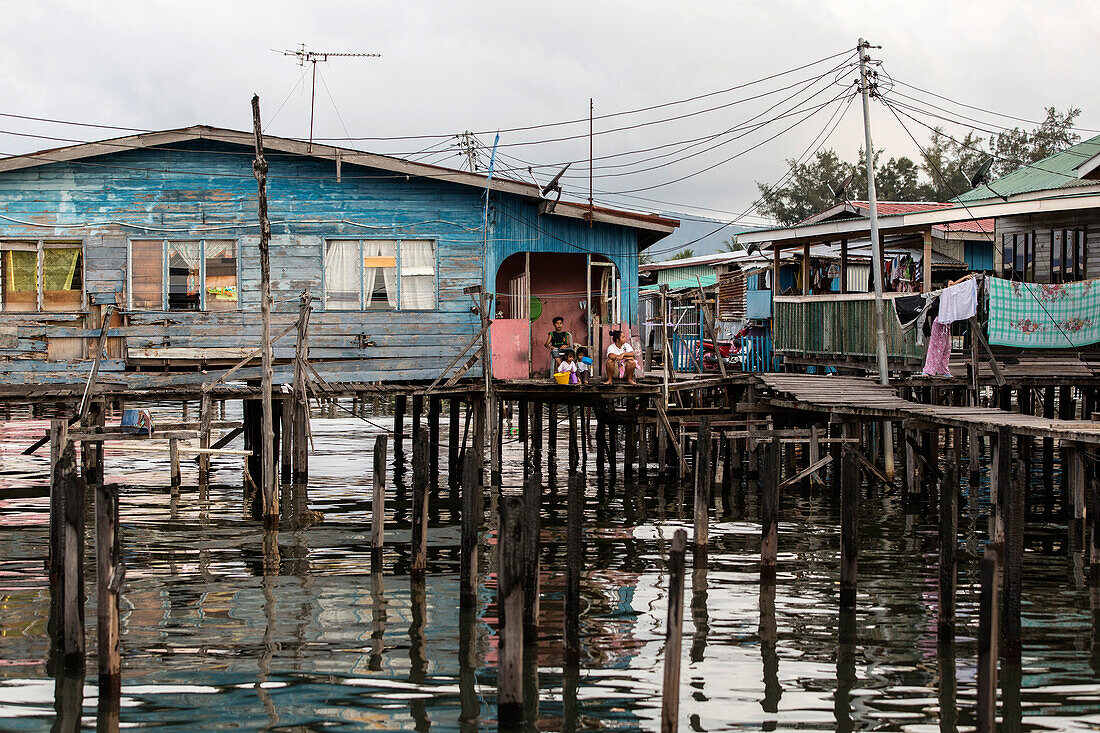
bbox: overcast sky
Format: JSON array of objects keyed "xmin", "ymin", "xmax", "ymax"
[{"xmin": 1, "ymin": 0, "xmax": 1096, "ymax": 228}]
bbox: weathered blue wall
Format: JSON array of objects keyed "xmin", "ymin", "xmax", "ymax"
[{"xmin": 0, "ymin": 140, "xmax": 649, "ymax": 385}]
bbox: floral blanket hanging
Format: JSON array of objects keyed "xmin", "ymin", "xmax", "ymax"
[{"xmin": 987, "ymin": 276, "xmax": 1100, "ymax": 348}]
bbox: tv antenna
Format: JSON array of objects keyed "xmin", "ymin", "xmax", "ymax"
[{"xmin": 277, "ymin": 43, "xmax": 381, "ymax": 151}]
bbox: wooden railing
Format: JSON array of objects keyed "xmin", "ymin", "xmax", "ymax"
[{"xmin": 773, "ymin": 293, "xmax": 922, "ymax": 364}]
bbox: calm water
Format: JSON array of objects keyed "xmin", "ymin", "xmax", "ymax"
[{"xmin": 1, "ymin": 402, "xmax": 1099, "ymax": 731}]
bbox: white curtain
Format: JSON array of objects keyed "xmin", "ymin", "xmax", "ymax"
[
  {"xmin": 325, "ymin": 240, "xmax": 360, "ymax": 310},
  {"xmin": 400, "ymin": 240, "xmax": 436, "ymax": 310},
  {"xmin": 168, "ymin": 241, "xmax": 201, "ymax": 270},
  {"xmin": 363, "ymin": 240, "xmax": 398, "ymax": 309}
]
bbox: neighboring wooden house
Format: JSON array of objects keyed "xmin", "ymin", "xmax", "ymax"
[
  {"xmin": 738, "ymin": 136, "xmax": 1100, "ymax": 375},
  {"xmin": 0, "ymin": 126, "xmax": 676, "ymax": 386}
]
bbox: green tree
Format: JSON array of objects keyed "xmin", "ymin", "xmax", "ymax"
[
  {"xmin": 989, "ymin": 106, "xmax": 1081, "ymax": 177},
  {"xmin": 719, "ymin": 236, "xmax": 743, "ymax": 252},
  {"xmin": 669, "ymin": 248, "xmax": 695, "ymax": 261},
  {"xmin": 916, "ymin": 127, "xmax": 988, "ymax": 200},
  {"xmin": 756, "ymin": 149, "xmax": 853, "ymax": 226}
]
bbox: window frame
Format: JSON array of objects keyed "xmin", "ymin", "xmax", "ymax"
[
  {"xmin": 126, "ymin": 238, "xmax": 240, "ymax": 312},
  {"xmin": 1001, "ymin": 231, "xmax": 1034, "ymax": 281},
  {"xmin": 0, "ymin": 238, "xmax": 86, "ymax": 312},
  {"xmin": 1050, "ymin": 227, "xmax": 1087, "ymax": 283},
  {"xmin": 322, "ymin": 238, "xmax": 439, "ymax": 312}
]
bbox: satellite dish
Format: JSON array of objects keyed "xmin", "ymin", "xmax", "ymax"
[
  {"xmin": 968, "ymin": 157, "xmax": 994, "ymax": 188},
  {"xmin": 537, "ymin": 163, "xmax": 570, "ymax": 216},
  {"xmin": 542, "ymin": 163, "xmax": 571, "ymax": 196},
  {"xmin": 829, "ymin": 171, "xmax": 855, "ymax": 201}
]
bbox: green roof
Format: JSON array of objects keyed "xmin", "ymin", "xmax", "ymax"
[{"xmin": 955, "ymin": 133, "xmax": 1100, "ymax": 202}]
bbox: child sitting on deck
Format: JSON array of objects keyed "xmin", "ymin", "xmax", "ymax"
[
  {"xmin": 556, "ymin": 349, "xmax": 579, "ymax": 384},
  {"xmin": 575, "ymin": 346, "xmax": 592, "ymax": 384}
]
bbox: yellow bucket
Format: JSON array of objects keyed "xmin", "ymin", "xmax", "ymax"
[{"xmin": 554, "ymin": 372, "xmax": 570, "ymax": 385}]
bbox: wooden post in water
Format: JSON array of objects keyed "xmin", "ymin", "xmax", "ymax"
[
  {"xmin": 608, "ymin": 418, "xmax": 618, "ymax": 487},
  {"xmin": 624, "ymin": 400, "xmax": 637, "ymax": 482},
  {"xmin": 977, "ymin": 549, "xmax": 1000, "ymax": 733},
  {"xmin": 840, "ymin": 420, "xmax": 860, "ymax": 608},
  {"xmin": 83, "ymin": 401, "xmax": 105, "ymax": 486},
  {"xmin": 638, "ymin": 410, "xmax": 649, "ymax": 482},
  {"xmin": 279, "ymin": 395, "xmax": 292, "ymax": 485},
  {"xmin": 568, "ymin": 405, "xmax": 579, "ymax": 474},
  {"xmin": 693, "ymin": 416, "xmax": 712, "ymax": 562},
  {"xmin": 761, "ymin": 435, "xmax": 780, "ymax": 580},
  {"xmin": 938, "ymin": 456, "xmax": 958, "ymax": 644},
  {"xmin": 1067, "ymin": 444, "xmax": 1086, "ymax": 520},
  {"xmin": 95, "ymin": 480, "xmax": 121, "ymax": 692},
  {"xmin": 411, "ymin": 431, "xmax": 429, "ymax": 578},
  {"xmin": 371, "ymin": 435, "xmax": 387, "ymax": 571},
  {"xmin": 564, "ymin": 470, "xmax": 584, "ymax": 665},
  {"xmin": 460, "ymin": 449, "xmax": 480, "ymax": 609},
  {"xmin": 661, "ymin": 529, "xmax": 687, "ymax": 733},
  {"xmin": 169, "ymin": 438, "xmax": 181, "ymax": 490},
  {"xmin": 1090, "ymin": 447, "xmax": 1100, "ymax": 583},
  {"xmin": 497, "ymin": 495, "xmax": 525, "ymax": 724},
  {"xmin": 250, "ymin": 95, "xmax": 278, "ymax": 526},
  {"xmin": 1002, "ymin": 459, "xmax": 1025, "ymax": 661},
  {"xmin": 199, "ymin": 393, "xmax": 214, "ymax": 486},
  {"xmin": 51, "ymin": 424, "xmax": 85, "ymax": 670},
  {"xmin": 291, "ymin": 292, "xmax": 312, "ymax": 486}
]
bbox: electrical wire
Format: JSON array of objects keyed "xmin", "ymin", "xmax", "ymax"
[{"xmin": 640, "ymin": 89, "xmax": 857, "ymax": 256}]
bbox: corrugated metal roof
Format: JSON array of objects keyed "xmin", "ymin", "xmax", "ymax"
[{"xmin": 956, "ymin": 134, "xmax": 1100, "ymax": 202}]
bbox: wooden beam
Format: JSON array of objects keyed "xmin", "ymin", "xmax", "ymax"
[{"xmin": 779, "ymin": 454, "xmax": 833, "ymax": 489}]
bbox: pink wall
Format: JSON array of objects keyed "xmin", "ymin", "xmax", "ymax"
[
  {"xmin": 496, "ymin": 253, "xmax": 593, "ymax": 377},
  {"xmin": 490, "ymin": 319, "xmax": 530, "ymax": 379}
]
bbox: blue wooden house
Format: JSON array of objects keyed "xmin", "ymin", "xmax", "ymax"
[{"xmin": 0, "ymin": 126, "xmax": 676, "ymax": 386}]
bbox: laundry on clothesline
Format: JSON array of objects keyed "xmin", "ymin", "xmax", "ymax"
[
  {"xmin": 937, "ymin": 277, "xmax": 979, "ymax": 324},
  {"xmin": 893, "ymin": 292, "xmax": 939, "ymax": 345}
]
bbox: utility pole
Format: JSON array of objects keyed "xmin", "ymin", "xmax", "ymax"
[
  {"xmin": 588, "ymin": 98, "xmax": 594, "ymax": 227},
  {"xmin": 459, "ymin": 131, "xmax": 479, "ymax": 172},
  {"xmin": 858, "ymin": 38, "xmax": 895, "ymax": 481},
  {"xmin": 251, "ymin": 94, "xmax": 277, "ymax": 524},
  {"xmin": 279, "ymin": 44, "xmax": 381, "ymax": 151}
]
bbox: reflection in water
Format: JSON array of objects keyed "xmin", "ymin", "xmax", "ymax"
[
  {"xmin": 51, "ymin": 671, "xmax": 83, "ymax": 733},
  {"xmin": 834, "ymin": 607, "xmax": 856, "ymax": 733},
  {"xmin": 758, "ymin": 579, "xmax": 780, "ymax": 716},
  {"xmin": 0, "ymin": 408, "xmax": 1097, "ymax": 729}
]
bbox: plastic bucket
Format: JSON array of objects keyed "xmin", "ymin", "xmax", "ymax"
[{"xmin": 554, "ymin": 372, "xmax": 570, "ymax": 385}]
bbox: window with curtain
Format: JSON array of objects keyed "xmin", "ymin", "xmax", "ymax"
[
  {"xmin": 1050, "ymin": 228, "xmax": 1087, "ymax": 283},
  {"xmin": 325, "ymin": 240, "xmax": 361, "ymax": 310},
  {"xmin": 204, "ymin": 241, "xmax": 238, "ymax": 311},
  {"xmin": 129, "ymin": 239, "xmax": 238, "ymax": 311},
  {"xmin": 323, "ymin": 239, "xmax": 436, "ymax": 311},
  {"xmin": 1, "ymin": 241, "xmax": 83, "ymax": 312}
]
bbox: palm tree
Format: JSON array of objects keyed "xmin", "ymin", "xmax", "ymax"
[
  {"xmin": 719, "ymin": 236, "xmax": 744, "ymax": 253},
  {"xmin": 669, "ymin": 248, "xmax": 695, "ymax": 261}
]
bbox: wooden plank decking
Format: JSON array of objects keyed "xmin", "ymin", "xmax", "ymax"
[{"xmin": 758, "ymin": 373, "xmax": 1100, "ymax": 444}]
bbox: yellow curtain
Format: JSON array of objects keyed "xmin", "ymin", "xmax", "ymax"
[
  {"xmin": 4, "ymin": 250, "xmax": 37, "ymax": 292},
  {"xmin": 42, "ymin": 248, "xmax": 79, "ymax": 291}
]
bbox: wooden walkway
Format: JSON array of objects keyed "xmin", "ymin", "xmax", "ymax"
[{"xmin": 758, "ymin": 373, "xmax": 1100, "ymax": 444}]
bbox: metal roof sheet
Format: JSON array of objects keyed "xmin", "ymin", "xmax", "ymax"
[{"xmin": 956, "ymin": 133, "xmax": 1100, "ymax": 202}]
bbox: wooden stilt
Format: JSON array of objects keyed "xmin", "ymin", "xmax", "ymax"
[
  {"xmin": 548, "ymin": 403, "xmax": 558, "ymax": 486},
  {"xmin": 52, "ymin": 426, "xmax": 85, "ymax": 670},
  {"xmin": 761, "ymin": 436, "xmax": 779, "ymax": 580},
  {"xmin": 410, "ymin": 431, "xmax": 429, "ymax": 578},
  {"xmin": 460, "ymin": 449, "xmax": 480, "ymax": 609},
  {"xmin": 279, "ymin": 395, "xmax": 292, "ymax": 485},
  {"xmin": 567, "ymin": 404, "xmax": 579, "ymax": 473},
  {"xmin": 840, "ymin": 421, "xmax": 859, "ymax": 608},
  {"xmin": 991, "ymin": 427, "xmax": 1011, "ymax": 548},
  {"xmin": 95, "ymin": 480, "xmax": 121, "ymax": 692},
  {"xmin": 169, "ymin": 438, "xmax": 181, "ymax": 490},
  {"xmin": 371, "ymin": 435, "xmax": 387, "ymax": 571},
  {"xmin": 693, "ymin": 416, "xmax": 712, "ymax": 562}
]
